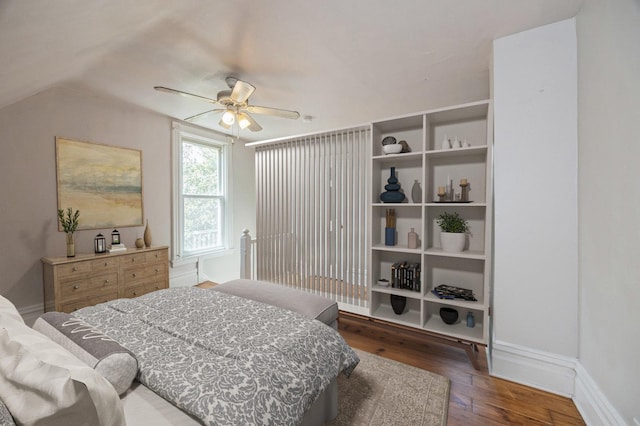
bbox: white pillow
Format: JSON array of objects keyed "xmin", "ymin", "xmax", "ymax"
[
  {"xmin": 0, "ymin": 295, "xmax": 125, "ymax": 426},
  {"xmin": 0, "ymin": 295, "xmax": 25, "ymax": 325}
]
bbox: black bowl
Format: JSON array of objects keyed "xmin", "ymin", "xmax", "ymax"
[
  {"xmin": 390, "ymin": 294, "xmax": 407, "ymax": 315},
  {"xmin": 439, "ymin": 307, "xmax": 459, "ymax": 325}
]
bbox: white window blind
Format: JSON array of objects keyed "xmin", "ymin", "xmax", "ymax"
[{"xmin": 254, "ymin": 127, "xmax": 370, "ymax": 308}]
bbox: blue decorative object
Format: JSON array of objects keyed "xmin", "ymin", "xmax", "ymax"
[
  {"xmin": 385, "ymin": 227, "xmax": 396, "ymax": 246},
  {"xmin": 380, "ymin": 167, "xmax": 406, "ymax": 203},
  {"xmin": 466, "ymin": 311, "xmax": 475, "ymax": 328}
]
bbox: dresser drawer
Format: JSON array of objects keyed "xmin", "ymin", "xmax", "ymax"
[
  {"xmin": 123, "ymin": 263, "xmax": 167, "ymax": 287},
  {"xmin": 60, "ymin": 290, "xmax": 119, "ymax": 313},
  {"xmin": 56, "ymin": 261, "xmax": 92, "ymax": 279},
  {"xmin": 120, "ymin": 252, "xmax": 150, "ymax": 266},
  {"xmin": 90, "ymin": 257, "xmax": 120, "ymax": 273},
  {"xmin": 145, "ymin": 250, "xmax": 166, "ymax": 263},
  {"xmin": 121, "ymin": 282, "xmax": 164, "ymax": 299},
  {"xmin": 60, "ymin": 272, "xmax": 118, "ymax": 298}
]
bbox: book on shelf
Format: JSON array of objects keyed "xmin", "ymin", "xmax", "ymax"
[
  {"xmin": 391, "ymin": 261, "xmax": 421, "ymax": 291},
  {"xmin": 431, "ymin": 284, "xmax": 477, "ymax": 301}
]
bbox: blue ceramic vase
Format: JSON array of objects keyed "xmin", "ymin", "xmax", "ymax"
[{"xmin": 380, "ymin": 167, "xmax": 406, "ymax": 203}]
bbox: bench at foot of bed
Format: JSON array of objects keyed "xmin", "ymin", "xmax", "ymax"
[{"xmin": 209, "ymin": 278, "xmax": 339, "ymax": 330}]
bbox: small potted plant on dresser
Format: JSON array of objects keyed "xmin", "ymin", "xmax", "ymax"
[
  {"xmin": 57, "ymin": 207, "xmax": 80, "ymax": 257},
  {"xmin": 436, "ymin": 212, "xmax": 469, "ymax": 252}
]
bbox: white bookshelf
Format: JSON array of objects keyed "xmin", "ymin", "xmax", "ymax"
[{"xmin": 369, "ymin": 100, "xmax": 493, "ymax": 347}]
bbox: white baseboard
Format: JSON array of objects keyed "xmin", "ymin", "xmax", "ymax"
[
  {"xmin": 491, "ymin": 341, "xmax": 627, "ymax": 425},
  {"xmin": 491, "ymin": 340, "xmax": 576, "ymax": 397},
  {"xmin": 18, "ymin": 302, "xmax": 44, "ymax": 327},
  {"xmin": 573, "ymin": 361, "xmax": 627, "ymax": 426}
]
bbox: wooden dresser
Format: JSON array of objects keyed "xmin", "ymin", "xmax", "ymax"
[{"xmin": 42, "ymin": 246, "xmax": 169, "ymax": 313}]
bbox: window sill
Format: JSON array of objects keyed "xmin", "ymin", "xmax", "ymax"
[{"xmin": 171, "ymin": 248, "xmax": 236, "ymax": 268}]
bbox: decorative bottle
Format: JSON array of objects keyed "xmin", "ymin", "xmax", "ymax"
[
  {"xmin": 143, "ymin": 220, "xmax": 152, "ymax": 247},
  {"xmin": 380, "ymin": 167, "xmax": 406, "ymax": 203},
  {"xmin": 441, "ymin": 134, "xmax": 450, "ymax": 150},
  {"xmin": 408, "ymin": 228, "xmax": 418, "ymax": 249},
  {"xmin": 466, "ymin": 311, "xmax": 475, "ymax": 328},
  {"xmin": 411, "ymin": 180, "xmax": 422, "ymax": 203}
]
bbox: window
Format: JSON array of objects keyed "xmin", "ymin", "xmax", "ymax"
[{"xmin": 172, "ymin": 122, "xmax": 232, "ymax": 262}]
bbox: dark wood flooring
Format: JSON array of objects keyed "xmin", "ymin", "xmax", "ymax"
[{"xmin": 337, "ymin": 313, "xmax": 585, "ymax": 425}]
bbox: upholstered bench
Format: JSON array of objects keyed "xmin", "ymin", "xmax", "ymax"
[{"xmin": 212, "ymin": 279, "xmax": 339, "ymax": 330}]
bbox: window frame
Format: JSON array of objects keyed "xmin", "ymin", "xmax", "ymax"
[{"xmin": 171, "ymin": 121, "xmax": 233, "ymax": 264}]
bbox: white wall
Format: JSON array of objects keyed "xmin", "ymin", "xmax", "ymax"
[
  {"xmin": 576, "ymin": 0, "xmax": 640, "ymax": 424},
  {"xmin": 0, "ymin": 85, "xmax": 256, "ymax": 314},
  {"xmin": 492, "ymin": 19, "xmax": 579, "ymax": 392}
]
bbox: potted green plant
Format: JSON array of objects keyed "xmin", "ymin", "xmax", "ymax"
[
  {"xmin": 436, "ymin": 211, "xmax": 469, "ymax": 252},
  {"xmin": 58, "ymin": 207, "xmax": 80, "ymax": 257}
]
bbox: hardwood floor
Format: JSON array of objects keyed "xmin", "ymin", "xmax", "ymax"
[{"xmin": 337, "ymin": 313, "xmax": 585, "ymax": 425}]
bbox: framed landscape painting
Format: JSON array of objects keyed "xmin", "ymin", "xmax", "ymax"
[{"xmin": 55, "ymin": 137, "xmax": 144, "ymax": 230}]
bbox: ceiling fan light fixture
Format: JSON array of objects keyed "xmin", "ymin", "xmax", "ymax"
[
  {"xmin": 222, "ymin": 109, "xmax": 235, "ymax": 125},
  {"xmin": 237, "ymin": 113, "xmax": 251, "ymax": 130}
]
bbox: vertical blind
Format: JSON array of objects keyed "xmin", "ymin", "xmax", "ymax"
[{"xmin": 254, "ymin": 127, "xmax": 370, "ymax": 308}]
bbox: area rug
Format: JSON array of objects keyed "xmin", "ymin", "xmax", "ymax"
[{"xmin": 328, "ymin": 349, "xmax": 450, "ymax": 426}]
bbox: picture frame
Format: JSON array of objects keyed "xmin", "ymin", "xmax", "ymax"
[{"xmin": 55, "ymin": 137, "xmax": 144, "ymax": 230}]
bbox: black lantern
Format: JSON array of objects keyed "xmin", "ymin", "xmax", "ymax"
[
  {"xmin": 111, "ymin": 229, "xmax": 120, "ymax": 245},
  {"xmin": 94, "ymin": 234, "xmax": 106, "ymax": 253}
]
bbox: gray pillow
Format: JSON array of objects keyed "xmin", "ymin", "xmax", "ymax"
[
  {"xmin": 33, "ymin": 312, "xmax": 138, "ymax": 395},
  {"xmin": 0, "ymin": 398, "xmax": 16, "ymax": 426}
]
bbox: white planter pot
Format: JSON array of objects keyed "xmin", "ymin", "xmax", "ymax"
[{"xmin": 440, "ymin": 232, "xmax": 466, "ymax": 252}]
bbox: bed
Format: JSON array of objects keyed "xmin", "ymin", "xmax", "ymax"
[{"xmin": 0, "ymin": 280, "xmax": 359, "ymax": 426}]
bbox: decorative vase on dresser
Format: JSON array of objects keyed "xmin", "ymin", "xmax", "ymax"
[
  {"xmin": 135, "ymin": 237, "xmax": 144, "ymax": 249},
  {"xmin": 143, "ymin": 220, "xmax": 152, "ymax": 247},
  {"xmin": 66, "ymin": 233, "xmax": 75, "ymax": 257}
]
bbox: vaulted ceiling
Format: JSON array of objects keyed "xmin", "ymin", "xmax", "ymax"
[{"xmin": 0, "ymin": 0, "xmax": 583, "ymax": 142}]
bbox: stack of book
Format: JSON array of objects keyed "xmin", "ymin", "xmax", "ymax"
[
  {"xmin": 431, "ymin": 284, "xmax": 477, "ymax": 301},
  {"xmin": 108, "ymin": 243, "xmax": 127, "ymax": 253},
  {"xmin": 391, "ymin": 262, "xmax": 421, "ymax": 291}
]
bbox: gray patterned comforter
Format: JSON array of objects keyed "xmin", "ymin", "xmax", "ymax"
[{"xmin": 74, "ymin": 287, "xmax": 359, "ymax": 426}]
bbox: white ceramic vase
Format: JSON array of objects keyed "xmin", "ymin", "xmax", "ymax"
[{"xmin": 440, "ymin": 232, "xmax": 466, "ymax": 252}]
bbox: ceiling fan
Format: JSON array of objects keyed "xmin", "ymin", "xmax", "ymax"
[{"xmin": 154, "ymin": 76, "xmax": 300, "ymax": 132}]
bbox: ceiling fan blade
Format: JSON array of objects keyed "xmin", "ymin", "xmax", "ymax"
[
  {"xmin": 184, "ymin": 108, "xmax": 225, "ymax": 122},
  {"xmin": 154, "ymin": 86, "xmax": 220, "ymax": 105},
  {"xmin": 230, "ymin": 80, "xmax": 256, "ymax": 104},
  {"xmin": 246, "ymin": 105, "xmax": 300, "ymax": 120},
  {"xmin": 240, "ymin": 112, "xmax": 263, "ymax": 132}
]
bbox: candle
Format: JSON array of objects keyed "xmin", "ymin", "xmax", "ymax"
[
  {"xmin": 437, "ymin": 186, "xmax": 445, "ymax": 195},
  {"xmin": 460, "ymin": 178, "xmax": 468, "ymax": 185}
]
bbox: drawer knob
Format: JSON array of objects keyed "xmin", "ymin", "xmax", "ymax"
[
  {"xmin": 72, "ymin": 267, "xmax": 77, "ymax": 272},
  {"xmin": 132, "ymin": 273, "xmax": 137, "ymax": 278},
  {"xmin": 73, "ymin": 285, "xmax": 79, "ymax": 290},
  {"xmin": 133, "ymin": 292, "xmax": 137, "ymax": 296},
  {"xmin": 155, "ymin": 268, "xmax": 160, "ymax": 273},
  {"xmin": 104, "ymin": 262, "xmax": 108, "ymax": 267},
  {"xmin": 104, "ymin": 280, "xmax": 110, "ymax": 284}
]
